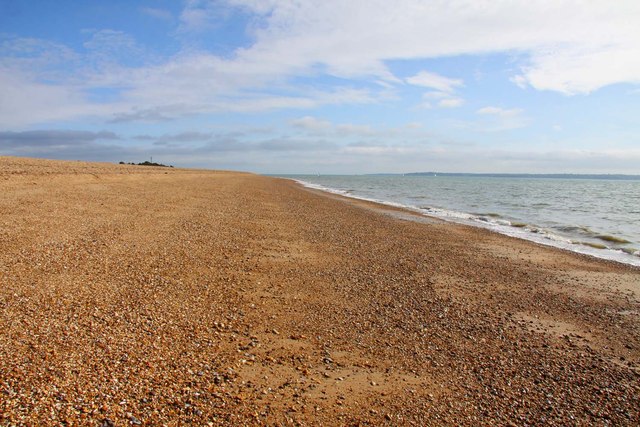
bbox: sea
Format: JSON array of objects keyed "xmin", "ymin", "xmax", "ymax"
[{"xmin": 278, "ymin": 174, "xmax": 640, "ymax": 267}]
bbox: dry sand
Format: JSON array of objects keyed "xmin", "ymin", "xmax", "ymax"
[{"xmin": 0, "ymin": 156, "xmax": 638, "ymax": 426}]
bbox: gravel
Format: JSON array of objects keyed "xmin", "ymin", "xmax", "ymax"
[{"xmin": 0, "ymin": 156, "xmax": 638, "ymax": 425}]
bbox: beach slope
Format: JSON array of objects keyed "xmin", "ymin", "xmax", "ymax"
[{"xmin": 1, "ymin": 157, "xmax": 638, "ymax": 425}]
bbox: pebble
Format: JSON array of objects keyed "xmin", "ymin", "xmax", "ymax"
[{"xmin": 0, "ymin": 157, "xmax": 637, "ymax": 426}]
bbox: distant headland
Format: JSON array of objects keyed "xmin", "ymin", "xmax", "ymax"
[
  {"xmin": 400, "ymin": 172, "xmax": 640, "ymax": 180},
  {"xmin": 119, "ymin": 160, "xmax": 174, "ymax": 168}
]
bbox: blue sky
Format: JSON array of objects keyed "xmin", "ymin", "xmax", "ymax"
[{"xmin": 1, "ymin": 0, "xmax": 639, "ymax": 174}]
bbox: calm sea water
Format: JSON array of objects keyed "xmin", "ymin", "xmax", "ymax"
[{"xmin": 281, "ymin": 175, "xmax": 640, "ymax": 267}]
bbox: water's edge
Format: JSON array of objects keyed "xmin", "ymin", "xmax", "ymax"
[{"xmin": 290, "ymin": 178, "xmax": 640, "ymax": 268}]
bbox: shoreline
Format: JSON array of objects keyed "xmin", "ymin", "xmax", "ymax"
[
  {"xmin": 1, "ymin": 157, "xmax": 639, "ymax": 425},
  {"xmin": 291, "ymin": 178, "xmax": 640, "ymax": 273},
  {"xmin": 290, "ymin": 177, "xmax": 640, "ymax": 268}
]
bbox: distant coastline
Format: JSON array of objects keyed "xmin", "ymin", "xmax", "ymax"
[
  {"xmin": 280, "ymin": 173, "xmax": 640, "ymax": 180},
  {"xmin": 393, "ymin": 172, "xmax": 640, "ymax": 180}
]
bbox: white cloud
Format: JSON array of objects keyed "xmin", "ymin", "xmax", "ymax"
[
  {"xmin": 288, "ymin": 117, "xmax": 433, "ymax": 140},
  {"xmin": 94, "ymin": 0, "xmax": 640, "ymax": 110},
  {"xmin": 419, "ymin": 90, "xmax": 464, "ymax": 109},
  {"xmin": 510, "ymin": 75, "xmax": 528, "ymax": 90},
  {"xmin": 532, "ymin": 46, "xmax": 640, "ymax": 95},
  {"xmin": 2, "ymin": 1, "xmax": 640, "ymax": 128},
  {"xmin": 178, "ymin": 0, "xmax": 214, "ymax": 32},
  {"xmin": 406, "ymin": 71, "xmax": 463, "ymax": 92},
  {"xmin": 177, "ymin": 0, "xmax": 236, "ymax": 33},
  {"xmin": 409, "ymin": 74, "xmax": 465, "ymax": 108},
  {"xmin": 0, "ymin": 35, "xmax": 79, "ymax": 82},
  {"xmin": 291, "ymin": 116, "xmax": 332, "ymax": 131},
  {"xmin": 228, "ymin": 0, "xmax": 640, "ymax": 93},
  {"xmin": 0, "ymin": 70, "xmax": 117, "ymax": 128},
  {"xmin": 473, "ymin": 106, "xmax": 529, "ymax": 131},
  {"xmin": 336, "ymin": 123, "xmax": 375, "ymax": 136},
  {"xmin": 438, "ymin": 98, "xmax": 464, "ymax": 108}
]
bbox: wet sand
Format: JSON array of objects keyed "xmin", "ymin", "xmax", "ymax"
[{"xmin": 1, "ymin": 156, "xmax": 638, "ymax": 425}]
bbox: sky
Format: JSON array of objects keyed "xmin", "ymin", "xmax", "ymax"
[{"xmin": 0, "ymin": 0, "xmax": 639, "ymax": 174}]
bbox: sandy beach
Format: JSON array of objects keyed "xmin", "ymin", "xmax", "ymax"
[{"xmin": 0, "ymin": 156, "xmax": 638, "ymax": 426}]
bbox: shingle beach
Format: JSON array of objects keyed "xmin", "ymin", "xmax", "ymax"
[{"xmin": 1, "ymin": 157, "xmax": 638, "ymax": 425}]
